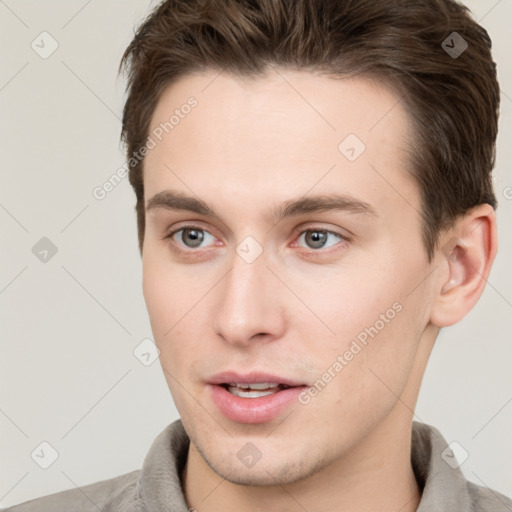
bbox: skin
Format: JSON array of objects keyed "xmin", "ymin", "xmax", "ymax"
[{"xmin": 141, "ymin": 69, "xmax": 497, "ymax": 512}]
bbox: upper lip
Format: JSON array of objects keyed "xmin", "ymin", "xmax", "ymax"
[{"xmin": 207, "ymin": 371, "xmax": 306, "ymax": 387}]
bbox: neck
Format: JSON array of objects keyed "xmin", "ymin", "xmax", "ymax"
[{"xmin": 182, "ymin": 408, "xmax": 422, "ymax": 512}]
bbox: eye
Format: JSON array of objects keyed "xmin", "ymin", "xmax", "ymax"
[
  {"xmin": 167, "ymin": 226, "xmax": 217, "ymax": 249},
  {"xmin": 163, "ymin": 225, "xmax": 349, "ymax": 254},
  {"xmin": 295, "ymin": 229, "xmax": 347, "ymax": 250}
]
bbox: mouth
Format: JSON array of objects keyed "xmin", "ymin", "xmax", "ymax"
[
  {"xmin": 221, "ymin": 382, "xmax": 292, "ymax": 398},
  {"xmin": 207, "ymin": 372, "xmax": 307, "ymax": 424}
]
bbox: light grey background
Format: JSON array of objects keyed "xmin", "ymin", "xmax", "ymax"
[{"xmin": 0, "ymin": 0, "xmax": 511, "ymax": 507}]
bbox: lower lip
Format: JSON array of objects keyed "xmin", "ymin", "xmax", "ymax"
[{"xmin": 209, "ymin": 384, "xmax": 306, "ymax": 424}]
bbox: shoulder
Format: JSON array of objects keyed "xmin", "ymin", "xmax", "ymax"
[
  {"xmin": 467, "ymin": 480, "xmax": 512, "ymax": 511},
  {"xmin": 411, "ymin": 421, "xmax": 512, "ymax": 511},
  {"xmin": 1, "ymin": 469, "xmax": 141, "ymax": 512}
]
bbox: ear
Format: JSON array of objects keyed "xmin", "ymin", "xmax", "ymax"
[{"xmin": 430, "ymin": 204, "xmax": 498, "ymax": 327}]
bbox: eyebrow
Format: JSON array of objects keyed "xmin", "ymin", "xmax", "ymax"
[{"xmin": 145, "ymin": 190, "xmax": 377, "ymax": 223}]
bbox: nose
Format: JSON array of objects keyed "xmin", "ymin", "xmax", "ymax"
[{"xmin": 212, "ymin": 247, "xmax": 286, "ymax": 348}]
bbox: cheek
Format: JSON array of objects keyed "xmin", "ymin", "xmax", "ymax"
[
  {"xmin": 143, "ymin": 264, "xmax": 194, "ymax": 397},
  {"xmin": 297, "ymin": 265, "xmax": 398, "ymax": 345},
  {"xmin": 298, "ymin": 304, "xmax": 419, "ymax": 441},
  {"xmin": 142, "ymin": 253, "xmax": 208, "ymax": 371},
  {"xmin": 142, "ymin": 262, "xmax": 169, "ymax": 334},
  {"xmin": 142, "ymin": 243, "xmax": 193, "ymax": 326},
  {"xmin": 300, "ymin": 258, "xmax": 423, "ymax": 383}
]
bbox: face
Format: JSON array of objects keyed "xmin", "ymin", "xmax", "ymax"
[{"xmin": 142, "ymin": 69, "xmax": 436, "ymax": 486}]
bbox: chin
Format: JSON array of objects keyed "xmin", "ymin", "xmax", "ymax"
[{"xmin": 197, "ymin": 442, "xmax": 328, "ymax": 487}]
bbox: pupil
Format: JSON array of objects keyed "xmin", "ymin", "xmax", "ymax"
[
  {"xmin": 307, "ymin": 231, "xmax": 327, "ymax": 249},
  {"xmin": 183, "ymin": 228, "xmax": 204, "ymax": 247}
]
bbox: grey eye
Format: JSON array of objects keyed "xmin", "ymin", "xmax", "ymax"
[
  {"xmin": 298, "ymin": 230, "xmax": 342, "ymax": 250},
  {"xmin": 173, "ymin": 228, "xmax": 215, "ymax": 248}
]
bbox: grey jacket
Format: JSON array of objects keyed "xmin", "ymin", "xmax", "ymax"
[{"xmin": 3, "ymin": 420, "xmax": 511, "ymax": 511}]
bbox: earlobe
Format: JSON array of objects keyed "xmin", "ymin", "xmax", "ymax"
[{"xmin": 430, "ymin": 204, "xmax": 497, "ymax": 327}]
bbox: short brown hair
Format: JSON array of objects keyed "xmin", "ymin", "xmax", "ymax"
[{"xmin": 119, "ymin": 0, "xmax": 500, "ymax": 259}]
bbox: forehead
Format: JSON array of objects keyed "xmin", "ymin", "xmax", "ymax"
[{"xmin": 143, "ymin": 69, "xmax": 417, "ymax": 216}]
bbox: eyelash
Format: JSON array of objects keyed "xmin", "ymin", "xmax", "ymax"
[{"xmin": 162, "ymin": 223, "xmax": 350, "ymax": 256}]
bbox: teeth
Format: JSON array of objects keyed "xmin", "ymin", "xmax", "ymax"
[
  {"xmin": 228, "ymin": 387, "xmax": 280, "ymax": 398},
  {"xmin": 228, "ymin": 382, "xmax": 280, "ymax": 390},
  {"xmin": 225, "ymin": 382, "xmax": 285, "ymax": 398}
]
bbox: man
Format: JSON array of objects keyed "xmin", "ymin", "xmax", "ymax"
[{"xmin": 5, "ymin": 0, "xmax": 511, "ymax": 510}]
